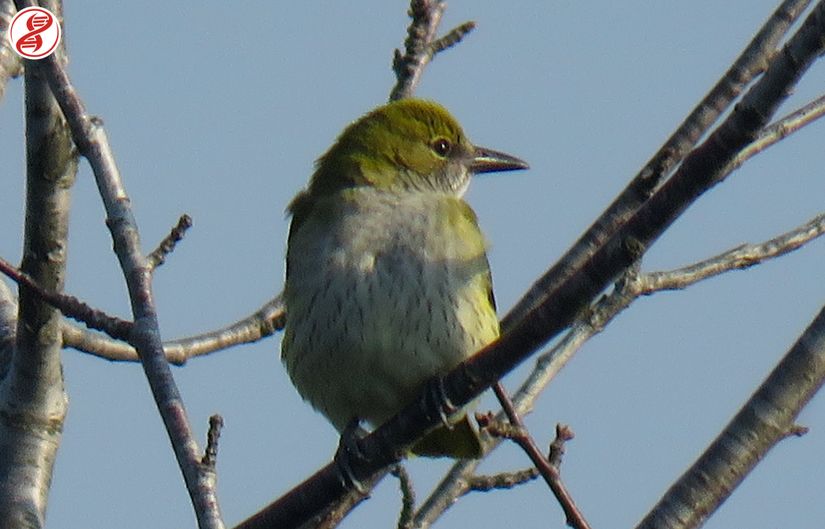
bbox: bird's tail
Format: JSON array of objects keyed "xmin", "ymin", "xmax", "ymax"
[{"xmin": 411, "ymin": 413, "xmax": 483, "ymax": 459}]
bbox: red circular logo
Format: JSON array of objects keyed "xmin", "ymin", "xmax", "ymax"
[{"xmin": 7, "ymin": 7, "xmax": 62, "ymax": 60}]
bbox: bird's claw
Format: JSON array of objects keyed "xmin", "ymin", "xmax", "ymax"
[
  {"xmin": 334, "ymin": 418, "xmax": 370, "ymax": 494},
  {"xmin": 425, "ymin": 376, "xmax": 458, "ymax": 430}
]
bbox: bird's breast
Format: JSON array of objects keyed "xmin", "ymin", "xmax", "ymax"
[{"xmin": 282, "ymin": 189, "xmax": 498, "ymax": 430}]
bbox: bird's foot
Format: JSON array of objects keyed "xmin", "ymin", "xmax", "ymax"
[
  {"xmin": 424, "ymin": 376, "xmax": 459, "ymax": 430},
  {"xmin": 333, "ymin": 418, "xmax": 370, "ymax": 494}
]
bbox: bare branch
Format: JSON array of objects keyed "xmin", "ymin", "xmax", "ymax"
[
  {"xmin": 462, "ymin": 424, "xmax": 570, "ymax": 494},
  {"xmin": 465, "ymin": 468, "xmax": 539, "ymax": 493},
  {"xmin": 62, "ymin": 295, "xmax": 285, "ymax": 364},
  {"xmin": 430, "ymin": 21, "xmax": 476, "ymax": 55},
  {"xmin": 390, "ymin": 465, "xmax": 416, "ymax": 529},
  {"xmin": 416, "ymin": 210, "xmax": 825, "ymax": 525},
  {"xmin": 389, "ymin": 0, "xmax": 475, "ymax": 101},
  {"xmin": 636, "ymin": 300, "xmax": 825, "ymax": 529},
  {"xmin": 0, "ymin": 256, "xmax": 133, "ymax": 340},
  {"xmin": 638, "ymin": 212, "xmax": 825, "ymax": 294},
  {"xmin": 12, "ymin": 0, "xmax": 225, "ymax": 523},
  {"xmin": 0, "ymin": 1, "xmax": 75, "ymax": 522},
  {"xmin": 478, "ymin": 402, "xmax": 591, "ymax": 529},
  {"xmin": 548, "ymin": 424, "xmax": 575, "ymax": 469},
  {"xmin": 729, "ymin": 92, "xmax": 825, "ymax": 171},
  {"xmin": 501, "ymin": 0, "xmax": 814, "ymax": 331},
  {"xmin": 147, "ymin": 214, "xmax": 193, "ymax": 272},
  {"xmin": 201, "ymin": 415, "xmax": 224, "ymax": 468}
]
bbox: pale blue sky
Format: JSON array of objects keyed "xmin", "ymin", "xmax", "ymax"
[{"xmin": 2, "ymin": 2, "xmax": 825, "ymax": 528}]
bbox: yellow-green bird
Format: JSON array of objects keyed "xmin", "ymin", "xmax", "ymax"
[{"xmin": 282, "ymin": 99, "xmax": 527, "ymax": 458}]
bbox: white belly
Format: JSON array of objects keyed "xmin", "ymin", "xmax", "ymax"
[{"xmin": 281, "ymin": 189, "xmax": 498, "ymax": 431}]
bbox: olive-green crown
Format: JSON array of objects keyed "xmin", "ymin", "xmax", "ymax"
[{"xmin": 304, "ymin": 99, "xmax": 471, "ymax": 199}]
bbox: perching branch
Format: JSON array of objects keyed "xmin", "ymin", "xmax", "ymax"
[
  {"xmin": 236, "ymin": 2, "xmax": 825, "ymax": 528},
  {"xmin": 415, "ymin": 211, "xmax": 825, "ymax": 526},
  {"xmin": 48, "ymin": 86, "xmax": 825, "ymax": 367}
]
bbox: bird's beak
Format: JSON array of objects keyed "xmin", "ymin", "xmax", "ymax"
[{"xmin": 470, "ymin": 146, "xmax": 529, "ymax": 174}]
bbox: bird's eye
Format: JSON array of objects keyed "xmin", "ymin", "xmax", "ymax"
[{"xmin": 431, "ymin": 138, "xmax": 452, "ymax": 157}]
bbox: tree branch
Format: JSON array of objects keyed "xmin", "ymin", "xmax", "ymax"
[
  {"xmin": 415, "ymin": 210, "xmax": 825, "ymax": 526},
  {"xmin": 728, "ymin": 92, "xmax": 825, "ymax": 172},
  {"xmin": 11, "ymin": 0, "xmax": 226, "ymax": 525},
  {"xmin": 235, "ymin": 3, "xmax": 825, "ymax": 527},
  {"xmin": 636, "ymin": 300, "xmax": 825, "ymax": 529},
  {"xmin": 488, "ymin": 386, "xmax": 591, "ymax": 529},
  {"xmin": 147, "ymin": 214, "xmax": 193, "ymax": 272},
  {"xmin": 0, "ymin": 1, "xmax": 75, "ymax": 525},
  {"xmin": 389, "ymin": 0, "xmax": 475, "ymax": 101},
  {"xmin": 500, "ymin": 0, "xmax": 813, "ymax": 332},
  {"xmin": 61, "ymin": 295, "xmax": 284, "ymax": 364}
]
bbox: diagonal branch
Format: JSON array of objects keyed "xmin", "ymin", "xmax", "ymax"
[
  {"xmin": 57, "ymin": 90, "xmax": 825, "ymax": 366},
  {"xmin": 500, "ymin": 0, "xmax": 813, "ymax": 332},
  {"xmin": 415, "ymin": 211, "xmax": 825, "ymax": 526},
  {"xmin": 728, "ymin": 92, "xmax": 825, "ymax": 172},
  {"xmin": 0, "ymin": 256, "xmax": 133, "ymax": 340},
  {"xmin": 237, "ymin": 2, "xmax": 825, "ymax": 527},
  {"xmin": 635, "ymin": 300, "xmax": 825, "ymax": 529}
]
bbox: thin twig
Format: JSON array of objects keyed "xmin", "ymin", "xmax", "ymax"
[
  {"xmin": 729, "ymin": 92, "xmax": 825, "ymax": 172},
  {"xmin": 466, "ymin": 423, "xmax": 573, "ymax": 495},
  {"xmin": 0, "ymin": 256, "xmax": 133, "ymax": 341},
  {"xmin": 430, "ymin": 21, "xmax": 476, "ymax": 54},
  {"xmin": 638, "ymin": 212, "xmax": 825, "ymax": 294},
  {"xmin": 482, "ymin": 393, "xmax": 591, "ymax": 529},
  {"xmin": 147, "ymin": 214, "xmax": 193, "ymax": 272},
  {"xmin": 389, "ymin": 0, "xmax": 475, "ymax": 100},
  {"xmin": 548, "ymin": 424, "xmax": 575, "ymax": 469},
  {"xmin": 465, "ymin": 467, "xmax": 539, "ymax": 493},
  {"xmin": 62, "ymin": 295, "xmax": 285, "ymax": 364},
  {"xmin": 202, "ymin": 415, "xmax": 224, "ymax": 468},
  {"xmin": 390, "ymin": 464, "xmax": 416, "ymax": 529}
]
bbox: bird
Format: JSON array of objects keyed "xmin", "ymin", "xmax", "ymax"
[{"xmin": 281, "ymin": 98, "xmax": 528, "ymax": 458}]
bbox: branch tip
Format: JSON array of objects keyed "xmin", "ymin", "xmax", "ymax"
[
  {"xmin": 148, "ymin": 213, "xmax": 194, "ymax": 271},
  {"xmin": 202, "ymin": 414, "xmax": 224, "ymax": 467}
]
